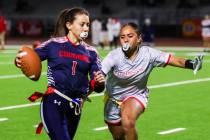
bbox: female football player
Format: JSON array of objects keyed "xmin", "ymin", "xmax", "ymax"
[
  {"xmin": 0, "ymin": 12, "xmax": 6, "ymax": 50},
  {"xmin": 15, "ymin": 7, "xmax": 105, "ymax": 140},
  {"xmin": 102, "ymin": 22, "xmax": 203, "ymax": 140},
  {"xmin": 201, "ymin": 14, "xmax": 210, "ymax": 51}
]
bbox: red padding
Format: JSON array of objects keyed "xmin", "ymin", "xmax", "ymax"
[
  {"xmin": 36, "ymin": 122, "xmax": 43, "ymax": 134},
  {"xmin": 45, "ymin": 87, "xmax": 55, "ymax": 94},
  {"xmin": 90, "ymin": 80, "xmax": 95, "ymax": 91},
  {"xmin": 28, "ymin": 92, "xmax": 44, "ymax": 102}
]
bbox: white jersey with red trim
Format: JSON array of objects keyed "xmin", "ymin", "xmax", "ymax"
[
  {"xmin": 201, "ymin": 19, "xmax": 210, "ymax": 37},
  {"xmin": 102, "ymin": 45, "xmax": 170, "ymax": 100}
]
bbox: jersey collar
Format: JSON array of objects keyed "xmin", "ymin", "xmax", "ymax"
[{"xmin": 66, "ymin": 36, "xmax": 80, "ymax": 47}]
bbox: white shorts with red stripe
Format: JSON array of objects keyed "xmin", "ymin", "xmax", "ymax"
[{"xmin": 104, "ymin": 89, "xmax": 149, "ymax": 125}]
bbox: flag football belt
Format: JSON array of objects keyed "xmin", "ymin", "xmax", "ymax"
[
  {"xmin": 28, "ymin": 87, "xmax": 82, "ymax": 134},
  {"xmin": 110, "ymin": 98, "xmax": 122, "ymax": 107},
  {"xmin": 103, "ymin": 93, "xmax": 122, "ymax": 107}
]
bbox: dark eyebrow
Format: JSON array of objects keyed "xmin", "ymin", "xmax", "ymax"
[
  {"xmin": 120, "ymin": 33, "xmax": 134, "ymax": 36},
  {"xmin": 81, "ymin": 21, "xmax": 89, "ymax": 23},
  {"xmin": 128, "ymin": 33, "xmax": 134, "ymax": 36}
]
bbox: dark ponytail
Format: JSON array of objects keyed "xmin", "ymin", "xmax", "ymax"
[
  {"xmin": 52, "ymin": 7, "xmax": 89, "ymax": 37},
  {"xmin": 52, "ymin": 9, "xmax": 70, "ymax": 37}
]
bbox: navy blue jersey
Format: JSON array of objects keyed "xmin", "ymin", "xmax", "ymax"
[{"xmin": 35, "ymin": 36, "xmax": 102, "ymax": 97}]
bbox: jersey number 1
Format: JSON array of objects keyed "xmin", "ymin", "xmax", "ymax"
[{"xmin": 72, "ymin": 61, "xmax": 78, "ymax": 75}]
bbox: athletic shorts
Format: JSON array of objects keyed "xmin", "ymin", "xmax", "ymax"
[{"xmin": 104, "ymin": 89, "xmax": 149, "ymax": 125}]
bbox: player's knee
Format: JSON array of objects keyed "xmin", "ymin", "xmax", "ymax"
[{"xmin": 122, "ymin": 117, "xmax": 135, "ymax": 131}]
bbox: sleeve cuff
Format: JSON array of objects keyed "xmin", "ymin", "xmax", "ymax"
[
  {"xmin": 164, "ymin": 54, "xmax": 171, "ymax": 67},
  {"xmin": 90, "ymin": 80, "xmax": 95, "ymax": 91}
]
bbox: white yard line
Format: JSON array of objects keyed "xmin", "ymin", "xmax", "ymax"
[
  {"xmin": 0, "ymin": 77, "xmax": 209, "ymax": 111},
  {"xmin": 0, "ymin": 74, "xmax": 25, "ymax": 79},
  {"xmin": 93, "ymin": 126, "xmax": 108, "ymax": 131},
  {"xmin": 0, "ymin": 118, "xmax": 9, "ymax": 122},
  {"xmin": 186, "ymin": 52, "xmax": 210, "ymax": 56},
  {"xmin": 33, "ymin": 125, "xmax": 38, "ymax": 128},
  {"xmin": 158, "ymin": 128, "xmax": 186, "ymax": 135},
  {"xmin": 0, "ymin": 51, "xmax": 17, "ymax": 54},
  {"xmin": 93, "ymin": 125, "xmax": 187, "ymax": 133},
  {"xmin": 0, "ymin": 56, "xmax": 14, "ymax": 58},
  {"xmin": 0, "ymin": 73, "xmax": 46, "ymax": 79},
  {"xmin": 148, "ymin": 78, "xmax": 210, "ymax": 89},
  {"xmin": 0, "ymin": 62, "xmax": 13, "ymax": 65},
  {"xmin": 0, "ymin": 45, "xmax": 21, "ymax": 49},
  {"xmin": 0, "ymin": 102, "xmax": 40, "ymax": 111}
]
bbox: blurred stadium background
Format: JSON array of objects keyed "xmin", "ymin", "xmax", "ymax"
[
  {"xmin": 0, "ymin": 0, "xmax": 210, "ymax": 140},
  {"xmin": 0, "ymin": 0, "xmax": 210, "ymax": 45}
]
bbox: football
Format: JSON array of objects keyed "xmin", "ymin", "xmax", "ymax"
[{"xmin": 19, "ymin": 46, "xmax": 42, "ymax": 81}]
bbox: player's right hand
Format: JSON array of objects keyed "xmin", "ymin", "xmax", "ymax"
[
  {"xmin": 14, "ymin": 53, "xmax": 22, "ymax": 68},
  {"xmin": 94, "ymin": 71, "xmax": 105, "ymax": 85}
]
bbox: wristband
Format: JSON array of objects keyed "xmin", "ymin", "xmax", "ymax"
[{"xmin": 185, "ymin": 60, "xmax": 194, "ymax": 69}]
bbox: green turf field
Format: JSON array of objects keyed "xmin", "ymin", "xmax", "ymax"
[{"xmin": 0, "ymin": 47, "xmax": 210, "ymax": 140}]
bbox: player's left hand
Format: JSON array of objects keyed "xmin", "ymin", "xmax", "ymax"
[
  {"xmin": 193, "ymin": 55, "xmax": 204, "ymax": 75},
  {"xmin": 94, "ymin": 71, "xmax": 105, "ymax": 85}
]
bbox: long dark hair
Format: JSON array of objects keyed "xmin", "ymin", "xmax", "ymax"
[{"xmin": 52, "ymin": 7, "xmax": 89, "ymax": 37}]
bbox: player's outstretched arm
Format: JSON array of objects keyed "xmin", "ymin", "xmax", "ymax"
[{"xmin": 168, "ymin": 55, "xmax": 204, "ymax": 74}]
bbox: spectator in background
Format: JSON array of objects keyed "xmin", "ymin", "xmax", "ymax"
[
  {"xmin": 99, "ymin": 19, "xmax": 108, "ymax": 49},
  {"xmin": 201, "ymin": 14, "xmax": 210, "ymax": 52},
  {"xmin": 0, "ymin": 11, "xmax": 6, "ymax": 50},
  {"xmin": 142, "ymin": 18, "xmax": 155, "ymax": 47},
  {"xmin": 91, "ymin": 19, "xmax": 102, "ymax": 46},
  {"xmin": 107, "ymin": 18, "xmax": 121, "ymax": 49},
  {"xmin": 112, "ymin": 18, "xmax": 121, "ymax": 48},
  {"xmin": 107, "ymin": 18, "xmax": 114, "ymax": 49}
]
